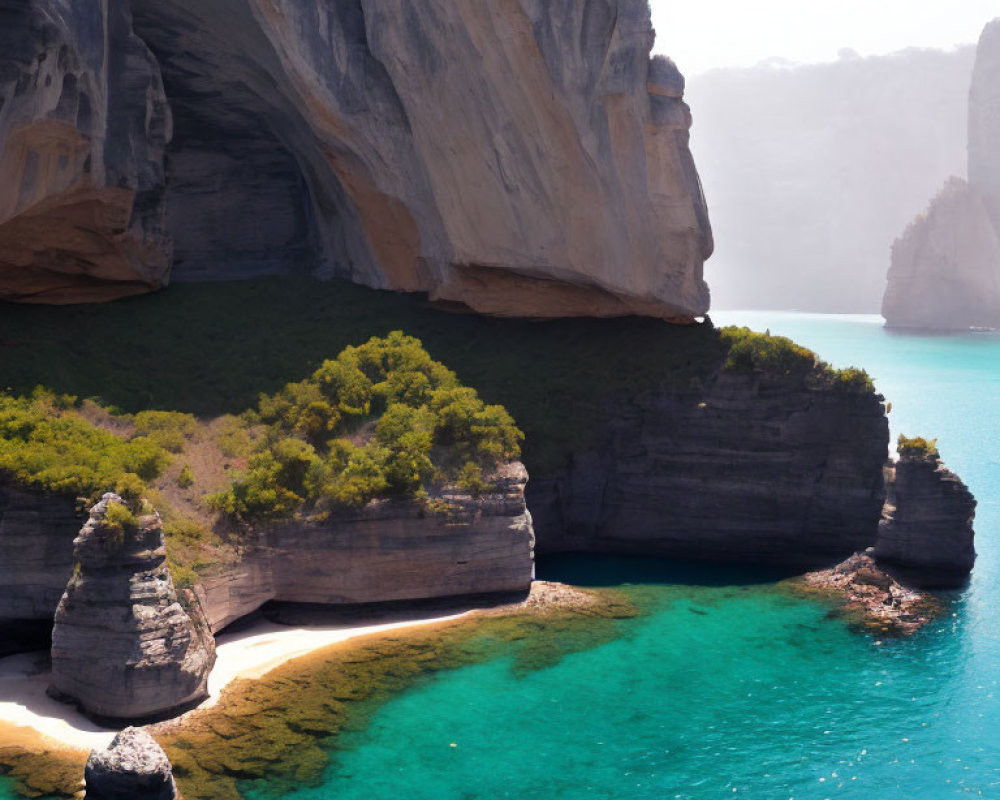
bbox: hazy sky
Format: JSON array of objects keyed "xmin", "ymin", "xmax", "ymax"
[{"xmin": 651, "ymin": 0, "xmax": 998, "ymax": 74}]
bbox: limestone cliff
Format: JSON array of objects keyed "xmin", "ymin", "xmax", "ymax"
[
  {"xmin": 875, "ymin": 454, "xmax": 976, "ymax": 588},
  {"xmin": 197, "ymin": 463, "xmax": 535, "ymax": 632},
  {"xmin": 527, "ymin": 368, "xmax": 889, "ymax": 567},
  {"xmin": 883, "ymin": 19, "xmax": 1000, "ymax": 329},
  {"xmin": 0, "ymin": 0, "xmax": 712, "ymax": 319},
  {"xmin": 0, "ymin": 0, "xmax": 172, "ymax": 303},
  {"xmin": 50, "ymin": 494, "xmax": 216, "ymax": 720},
  {"xmin": 0, "ymin": 466, "xmax": 535, "ymax": 637}
]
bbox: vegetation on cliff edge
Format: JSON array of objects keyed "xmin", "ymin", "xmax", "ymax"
[
  {"xmin": 0, "ymin": 278, "xmax": 877, "ymax": 475},
  {"xmin": 208, "ymin": 332, "xmax": 522, "ymax": 522},
  {"xmin": 897, "ymin": 434, "xmax": 940, "ymax": 461},
  {"xmin": 0, "ymin": 334, "xmax": 522, "ymax": 527}
]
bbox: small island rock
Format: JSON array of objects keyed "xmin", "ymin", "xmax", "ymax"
[
  {"xmin": 875, "ymin": 452, "xmax": 977, "ymax": 588},
  {"xmin": 84, "ymin": 727, "xmax": 176, "ymax": 800}
]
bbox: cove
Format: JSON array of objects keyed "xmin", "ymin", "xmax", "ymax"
[{"xmin": 244, "ymin": 312, "xmax": 1000, "ymax": 800}]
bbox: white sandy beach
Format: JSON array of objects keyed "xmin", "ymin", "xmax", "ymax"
[{"xmin": 0, "ymin": 611, "xmax": 465, "ymax": 753}]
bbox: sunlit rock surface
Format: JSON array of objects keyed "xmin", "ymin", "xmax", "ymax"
[
  {"xmin": 0, "ymin": 0, "xmax": 712, "ymax": 318},
  {"xmin": 0, "ymin": 1, "xmax": 172, "ymax": 303},
  {"xmin": 50, "ymin": 494, "xmax": 216, "ymax": 720}
]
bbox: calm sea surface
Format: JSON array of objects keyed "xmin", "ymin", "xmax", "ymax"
[{"xmin": 13, "ymin": 312, "xmax": 1000, "ymax": 799}]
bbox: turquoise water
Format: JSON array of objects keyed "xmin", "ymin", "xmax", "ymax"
[{"xmin": 235, "ymin": 313, "xmax": 999, "ymax": 799}]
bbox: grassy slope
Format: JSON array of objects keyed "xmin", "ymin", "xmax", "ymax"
[{"xmin": 0, "ymin": 279, "xmax": 729, "ymax": 473}]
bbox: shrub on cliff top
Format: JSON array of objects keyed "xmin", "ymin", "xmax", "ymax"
[
  {"xmin": 0, "ymin": 389, "xmax": 171, "ymax": 500},
  {"xmin": 720, "ymin": 326, "xmax": 876, "ymax": 394},
  {"xmin": 720, "ymin": 327, "xmax": 817, "ymax": 374},
  {"xmin": 897, "ymin": 434, "xmax": 939, "ymax": 461},
  {"xmin": 207, "ymin": 332, "xmax": 524, "ymax": 522},
  {"xmin": 132, "ymin": 410, "xmax": 199, "ymax": 453}
]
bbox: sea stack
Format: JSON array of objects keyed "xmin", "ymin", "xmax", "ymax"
[
  {"xmin": 84, "ymin": 727, "xmax": 177, "ymax": 800},
  {"xmin": 883, "ymin": 18, "xmax": 1000, "ymax": 328},
  {"xmin": 50, "ymin": 493, "xmax": 215, "ymax": 720},
  {"xmin": 874, "ymin": 440, "xmax": 977, "ymax": 588}
]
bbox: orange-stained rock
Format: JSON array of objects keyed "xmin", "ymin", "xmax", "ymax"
[
  {"xmin": 0, "ymin": 2, "xmax": 172, "ymax": 303},
  {"xmin": 3, "ymin": 1, "xmax": 711, "ymax": 316}
]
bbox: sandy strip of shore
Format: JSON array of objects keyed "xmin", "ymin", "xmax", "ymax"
[{"xmin": 0, "ymin": 611, "xmax": 465, "ymax": 754}]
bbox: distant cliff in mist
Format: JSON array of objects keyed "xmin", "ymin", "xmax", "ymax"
[{"xmin": 688, "ymin": 46, "xmax": 975, "ymax": 312}]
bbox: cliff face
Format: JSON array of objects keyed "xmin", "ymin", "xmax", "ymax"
[
  {"xmin": 0, "ymin": 467, "xmax": 534, "ymax": 638},
  {"xmin": 0, "ymin": 484, "xmax": 78, "ymax": 623},
  {"xmin": 883, "ymin": 19, "xmax": 1000, "ymax": 329},
  {"xmin": 198, "ymin": 464, "xmax": 535, "ymax": 632},
  {"xmin": 50, "ymin": 494, "xmax": 216, "ymax": 720},
  {"xmin": 0, "ymin": 0, "xmax": 712, "ymax": 319},
  {"xmin": 875, "ymin": 456, "xmax": 977, "ymax": 588},
  {"xmin": 0, "ymin": 0, "xmax": 172, "ymax": 303},
  {"xmin": 528, "ymin": 370, "xmax": 889, "ymax": 567}
]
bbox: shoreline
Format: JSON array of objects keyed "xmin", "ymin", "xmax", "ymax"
[{"xmin": 0, "ymin": 611, "xmax": 467, "ymax": 754}]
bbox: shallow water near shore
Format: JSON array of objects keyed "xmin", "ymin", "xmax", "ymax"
[{"xmin": 5, "ymin": 312, "xmax": 1000, "ymax": 799}]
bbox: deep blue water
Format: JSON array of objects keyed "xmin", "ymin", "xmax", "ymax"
[{"xmin": 13, "ymin": 313, "xmax": 1000, "ymax": 799}]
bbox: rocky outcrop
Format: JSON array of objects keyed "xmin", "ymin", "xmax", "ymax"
[
  {"xmin": 84, "ymin": 727, "xmax": 176, "ymax": 800},
  {"xmin": 1, "ymin": 468, "xmax": 534, "ymax": 639},
  {"xmin": 883, "ymin": 19, "xmax": 1000, "ymax": 329},
  {"xmin": 0, "ymin": 0, "xmax": 711, "ymax": 319},
  {"xmin": 0, "ymin": 0, "xmax": 172, "ymax": 303},
  {"xmin": 875, "ymin": 455, "xmax": 976, "ymax": 588},
  {"xmin": 50, "ymin": 494, "xmax": 215, "ymax": 720},
  {"xmin": 527, "ymin": 370, "xmax": 889, "ymax": 568},
  {"xmin": 197, "ymin": 463, "xmax": 535, "ymax": 632},
  {"xmin": 798, "ymin": 551, "xmax": 941, "ymax": 636}
]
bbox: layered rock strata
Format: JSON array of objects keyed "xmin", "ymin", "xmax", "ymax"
[
  {"xmin": 50, "ymin": 494, "xmax": 215, "ymax": 720},
  {"xmin": 0, "ymin": 484, "xmax": 79, "ymax": 624},
  {"xmin": 0, "ymin": 467, "xmax": 534, "ymax": 638},
  {"xmin": 84, "ymin": 727, "xmax": 177, "ymax": 800},
  {"xmin": 883, "ymin": 18, "xmax": 1000, "ymax": 328},
  {"xmin": 527, "ymin": 370, "xmax": 889, "ymax": 567},
  {"xmin": 0, "ymin": 0, "xmax": 711, "ymax": 319},
  {"xmin": 0, "ymin": 0, "xmax": 172, "ymax": 303},
  {"xmin": 875, "ymin": 455, "xmax": 977, "ymax": 588},
  {"xmin": 197, "ymin": 463, "xmax": 535, "ymax": 632}
]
